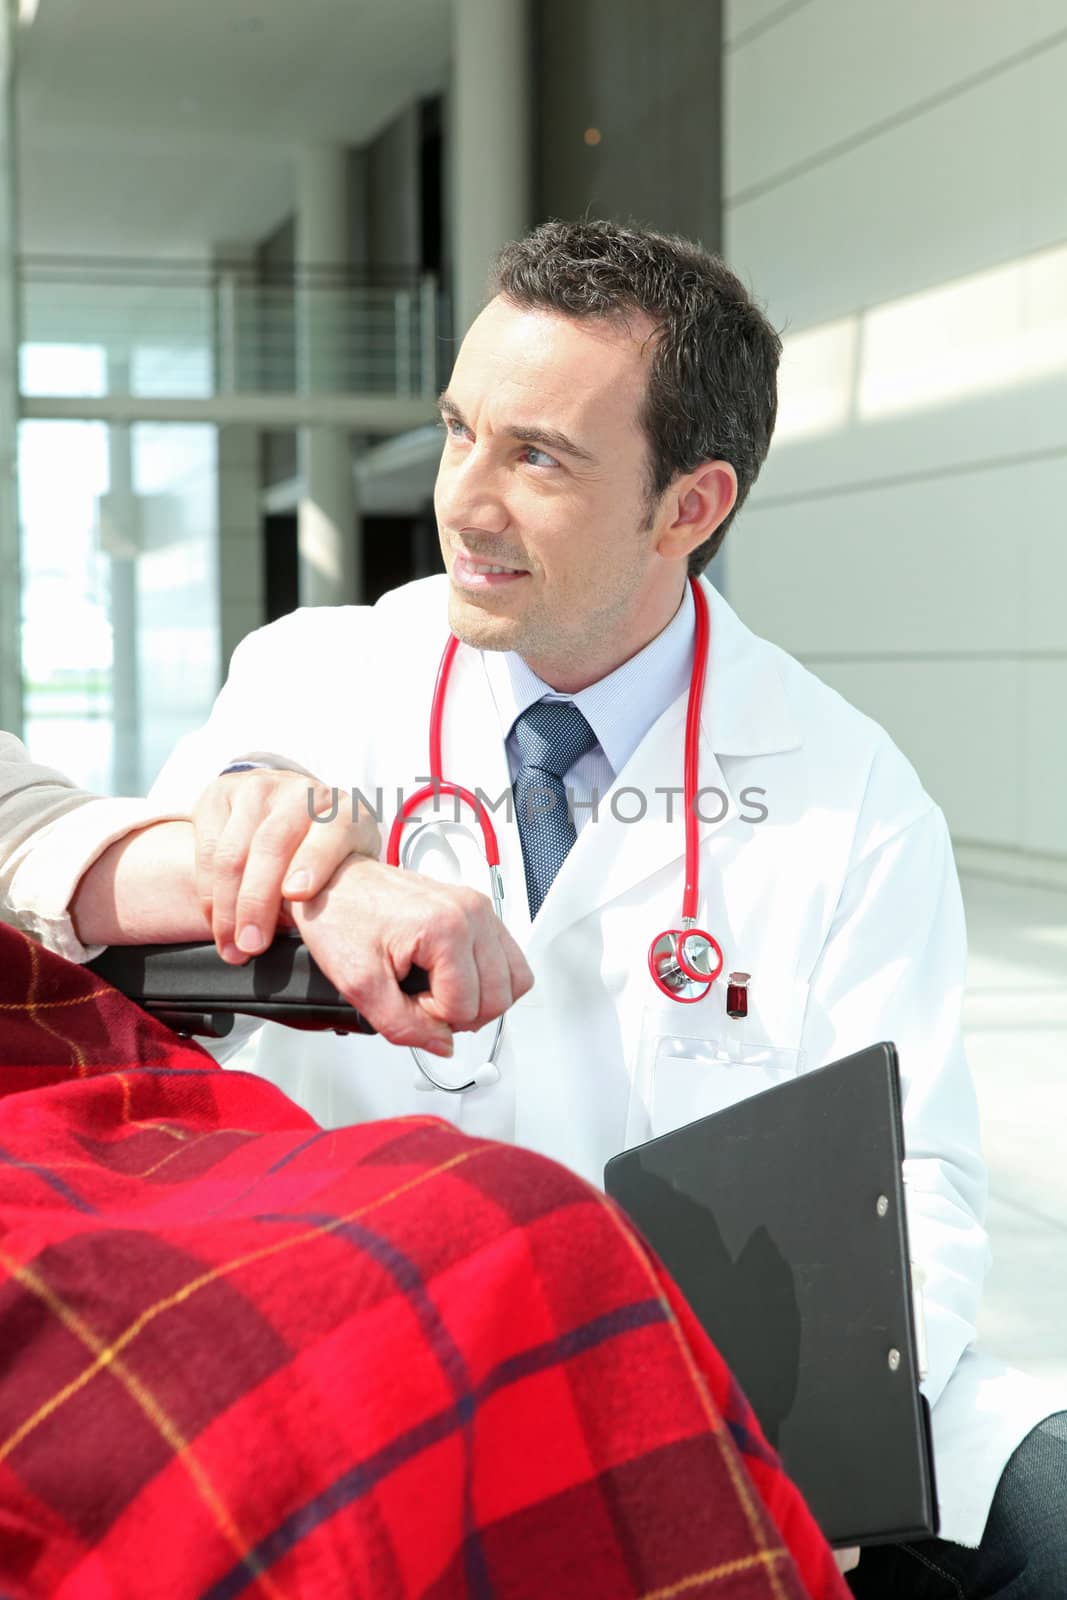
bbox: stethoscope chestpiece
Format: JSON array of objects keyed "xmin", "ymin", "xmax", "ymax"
[{"xmin": 647, "ymin": 927, "xmax": 724, "ymax": 1004}]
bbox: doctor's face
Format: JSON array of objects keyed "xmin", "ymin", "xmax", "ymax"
[{"xmin": 433, "ymin": 296, "xmax": 681, "ymax": 691}]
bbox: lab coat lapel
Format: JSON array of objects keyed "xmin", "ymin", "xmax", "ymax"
[
  {"xmin": 523, "ymin": 702, "xmax": 728, "ymax": 958},
  {"xmin": 525, "ymin": 578, "xmax": 802, "ymax": 958}
]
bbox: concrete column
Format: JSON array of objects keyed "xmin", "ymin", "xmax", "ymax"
[
  {"xmin": 296, "ymin": 144, "xmax": 359, "ymax": 606},
  {"xmin": 0, "ymin": 6, "xmax": 21, "ymax": 736},
  {"xmin": 101, "ymin": 381, "xmax": 141, "ymax": 795},
  {"xmin": 450, "ymin": 0, "xmax": 532, "ymax": 340},
  {"xmin": 217, "ymin": 425, "xmax": 264, "ymax": 670},
  {"xmin": 212, "ymin": 244, "xmax": 265, "ymax": 670}
]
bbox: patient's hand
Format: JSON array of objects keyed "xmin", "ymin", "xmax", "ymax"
[
  {"xmin": 193, "ymin": 771, "xmax": 380, "ymax": 963},
  {"xmin": 291, "ymin": 856, "xmax": 533, "ymax": 1057}
]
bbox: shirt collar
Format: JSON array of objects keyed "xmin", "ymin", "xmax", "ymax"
[{"xmin": 483, "ymin": 584, "xmax": 696, "ymax": 778}]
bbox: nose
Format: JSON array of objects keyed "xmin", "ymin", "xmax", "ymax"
[{"xmin": 435, "ymin": 436, "xmax": 510, "ymax": 537}]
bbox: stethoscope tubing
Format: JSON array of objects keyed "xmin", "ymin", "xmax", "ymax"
[
  {"xmin": 387, "ymin": 577, "xmax": 724, "ymax": 1084},
  {"xmin": 646, "ymin": 579, "xmax": 724, "ymax": 1003},
  {"xmin": 682, "ymin": 573, "xmax": 709, "ymax": 923}
]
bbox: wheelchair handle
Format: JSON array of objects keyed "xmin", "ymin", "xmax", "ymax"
[{"xmin": 86, "ymin": 936, "xmax": 430, "ymax": 1039}]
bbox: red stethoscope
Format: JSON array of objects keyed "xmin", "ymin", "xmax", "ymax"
[{"xmin": 386, "ymin": 577, "xmax": 724, "ymax": 1090}]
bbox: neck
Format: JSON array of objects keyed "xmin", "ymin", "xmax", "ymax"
[{"xmin": 525, "ymin": 577, "xmax": 691, "ymax": 693}]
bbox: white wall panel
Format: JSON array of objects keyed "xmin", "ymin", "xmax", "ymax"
[
  {"xmin": 723, "ymin": 0, "xmax": 802, "ymax": 48},
  {"xmin": 726, "ymin": 0, "xmax": 1066, "ymax": 199},
  {"xmin": 1025, "ymin": 504, "xmax": 1067, "ymax": 649},
  {"xmin": 753, "ymin": 238, "xmax": 1067, "ymax": 500},
  {"xmin": 726, "ymin": 36, "xmax": 1067, "ymax": 334},
  {"xmin": 730, "ymin": 453, "xmax": 1067, "ymax": 656},
  {"xmin": 1022, "ymin": 664, "xmax": 1067, "ymax": 856},
  {"xmin": 755, "ymin": 374, "xmax": 1067, "ymax": 505},
  {"xmin": 809, "ymin": 658, "xmax": 1023, "ymax": 846},
  {"xmin": 723, "ymin": 4, "xmax": 1067, "ymax": 862}
]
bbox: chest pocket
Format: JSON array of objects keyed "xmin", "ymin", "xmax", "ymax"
[{"xmin": 630, "ymin": 975, "xmax": 810, "ymax": 1142}]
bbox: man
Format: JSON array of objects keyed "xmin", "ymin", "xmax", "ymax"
[{"xmin": 18, "ymin": 219, "xmax": 1067, "ymax": 1593}]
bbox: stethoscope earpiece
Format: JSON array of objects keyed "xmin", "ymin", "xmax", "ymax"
[
  {"xmin": 408, "ymin": 1014, "xmax": 505, "ymax": 1094},
  {"xmin": 412, "ymin": 1058, "xmax": 500, "ymax": 1092}
]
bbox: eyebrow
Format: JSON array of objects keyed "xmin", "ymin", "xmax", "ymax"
[{"xmin": 436, "ymin": 391, "xmax": 598, "ymax": 465}]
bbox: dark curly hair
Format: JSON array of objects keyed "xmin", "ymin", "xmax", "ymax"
[{"xmin": 487, "ymin": 218, "xmax": 782, "ymax": 574}]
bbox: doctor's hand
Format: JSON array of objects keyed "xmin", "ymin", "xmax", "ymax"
[
  {"xmin": 289, "ymin": 855, "xmax": 533, "ymax": 1057},
  {"xmin": 193, "ymin": 769, "xmax": 381, "ymax": 964}
]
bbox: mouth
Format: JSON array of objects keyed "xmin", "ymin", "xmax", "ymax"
[{"xmin": 451, "ymin": 552, "xmax": 530, "ymax": 592}]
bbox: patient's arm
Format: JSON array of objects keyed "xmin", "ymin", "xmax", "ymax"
[
  {"xmin": 69, "ymin": 770, "xmax": 379, "ymax": 950},
  {"xmin": 2, "ymin": 740, "xmax": 372, "ymax": 964},
  {"xmin": 0, "ymin": 731, "xmax": 185, "ymax": 959},
  {"xmin": 33, "ymin": 760, "xmax": 532, "ymax": 1054},
  {"xmin": 69, "ymin": 820, "xmax": 209, "ymax": 946}
]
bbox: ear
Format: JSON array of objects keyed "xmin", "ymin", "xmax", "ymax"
[{"xmin": 654, "ymin": 461, "xmax": 738, "ymax": 563}]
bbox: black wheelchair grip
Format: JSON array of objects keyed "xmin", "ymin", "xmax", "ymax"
[{"xmin": 86, "ymin": 936, "xmax": 430, "ymax": 1037}]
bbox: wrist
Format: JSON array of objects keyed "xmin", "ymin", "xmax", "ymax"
[
  {"xmin": 290, "ymin": 849, "xmax": 379, "ymax": 920},
  {"xmin": 351, "ymin": 805, "xmax": 382, "ymax": 861}
]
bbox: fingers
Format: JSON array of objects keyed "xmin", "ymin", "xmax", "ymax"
[
  {"xmin": 206, "ymin": 780, "xmax": 274, "ymax": 959},
  {"xmin": 281, "ymin": 787, "xmax": 379, "ymax": 902},
  {"xmin": 229, "ymin": 780, "xmax": 347, "ymax": 954},
  {"xmin": 500, "ymin": 924, "xmax": 535, "ymax": 1004},
  {"xmin": 357, "ymin": 961, "xmax": 457, "ymax": 1059},
  {"xmin": 192, "ymin": 782, "xmax": 234, "ymax": 933},
  {"xmin": 293, "ymin": 863, "xmax": 533, "ymax": 1057},
  {"xmin": 414, "ymin": 896, "xmax": 486, "ymax": 1031},
  {"xmin": 413, "ymin": 891, "xmax": 533, "ymax": 1036},
  {"xmin": 464, "ymin": 916, "xmax": 534, "ymax": 1023},
  {"xmin": 321, "ymin": 899, "xmax": 484, "ymax": 1055},
  {"xmin": 229, "ymin": 796, "xmax": 327, "ymax": 956},
  {"xmin": 192, "ymin": 773, "xmax": 370, "ymax": 964}
]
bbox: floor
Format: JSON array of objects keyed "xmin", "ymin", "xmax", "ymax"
[{"xmin": 962, "ymin": 873, "xmax": 1067, "ymax": 1383}]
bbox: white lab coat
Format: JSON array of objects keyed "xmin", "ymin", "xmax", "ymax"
[{"xmin": 148, "ymin": 573, "xmax": 1066, "ymax": 1546}]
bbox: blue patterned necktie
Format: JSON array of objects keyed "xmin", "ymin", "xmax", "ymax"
[{"xmin": 511, "ymin": 699, "xmax": 598, "ymax": 919}]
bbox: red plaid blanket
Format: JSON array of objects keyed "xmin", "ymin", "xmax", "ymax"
[{"xmin": 0, "ymin": 924, "xmax": 848, "ymax": 1599}]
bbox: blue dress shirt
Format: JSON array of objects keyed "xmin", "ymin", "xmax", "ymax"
[{"xmin": 481, "ymin": 584, "xmax": 696, "ymax": 835}]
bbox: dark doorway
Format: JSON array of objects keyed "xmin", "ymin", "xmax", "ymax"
[
  {"xmin": 264, "ymin": 512, "xmax": 299, "ymax": 622},
  {"xmin": 263, "ymin": 508, "xmax": 444, "ymax": 616},
  {"xmin": 419, "ymin": 96, "xmax": 444, "ymax": 277},
  {"xmin": 364, "ymin": 515, "xmax": 425, "ymax": 603}
]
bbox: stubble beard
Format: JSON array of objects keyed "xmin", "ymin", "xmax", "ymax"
[
  {"xmin": 448, "ymin": 564, "xmax": 650, "ymax": 686},
  {"xmin": 445, "ymin": 497, "xmax": 660, "ymax": 677}
]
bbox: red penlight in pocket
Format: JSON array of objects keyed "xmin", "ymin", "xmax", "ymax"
[{"xmin": 726, "ymin": 971, "xmax": 750, "ymax": 1020}]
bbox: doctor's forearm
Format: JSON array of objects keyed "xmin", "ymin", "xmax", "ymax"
[{"xmin": 70, "ymin": 820, "xmax": 211, "ymax": 946}]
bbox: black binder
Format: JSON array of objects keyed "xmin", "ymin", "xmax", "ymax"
[{"xmin": 604, "ymin": 1042, "xmax": 938, "ymax": 1547}]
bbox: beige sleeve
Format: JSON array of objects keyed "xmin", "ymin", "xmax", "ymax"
[{"xmin": 0, "ymin": 733, "xmax": 185, "ymax": 961}]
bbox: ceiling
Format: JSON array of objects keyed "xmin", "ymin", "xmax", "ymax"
[{"xmin": 16, "ymin": 0, "xmax": 450, "ymax": 257}]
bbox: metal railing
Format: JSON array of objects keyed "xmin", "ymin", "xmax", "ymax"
[{"xmin": 18, "ymin": 255, "xmax": 447, "ymax": 405}]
